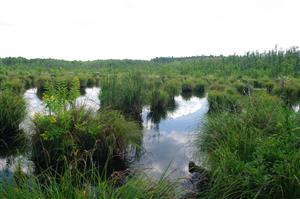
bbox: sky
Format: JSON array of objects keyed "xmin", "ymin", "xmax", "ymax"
[{"xmin": 0, "ymin": 0, "xmax": 299, "ymax": 60}]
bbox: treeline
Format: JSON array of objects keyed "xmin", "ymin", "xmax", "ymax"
[
  {"xmin": 0, "ymin": 57, "xmax": 149, "ymax": 69},
  {"xmin": 1, "ymin": 47, "xmax": 299, "ymax": 77}
]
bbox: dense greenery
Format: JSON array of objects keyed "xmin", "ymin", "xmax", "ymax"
[
  {"xmin": 1, "ymin": 47, "xmax": 300, "ymax": 198},
  {"xmin": 200, "ymin": 93, "xmax": 300, "ymax": 198},
  {"xmin": 0, "ymin": 167, "xmax": 180, "ymax": 199},
  {"xmin": 0, "ymin": 91, "xmax": 26, "ymax": 156},
  {"xmin": 32, "ymin": 79, "xmax": 142, "ymax": 176}
]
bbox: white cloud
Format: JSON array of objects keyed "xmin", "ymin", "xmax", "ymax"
[{"xmin": 0, "ymin": 0, "xmax": 299, "ymax": 60}]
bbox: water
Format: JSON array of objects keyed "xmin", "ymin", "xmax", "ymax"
[
  {"xmin": 1, "ymin": 87, "xmax": 208, "ymax": 179},
  {"xmin": 137, "ymin": 96, "xmax": 209, "ymax": 178}
]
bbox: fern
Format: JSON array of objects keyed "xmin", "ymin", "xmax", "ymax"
[{"xmin": 43, "ymin": 77, "xmax": 80, "ymax": 114}]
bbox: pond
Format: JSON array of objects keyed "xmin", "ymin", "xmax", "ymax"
[
  {"xmin": 0, "ymin": 87, "xmax": 208, "ymax": 179},
  {"xmin": 136, "ymin": 96, "xmax": 208, "ymax": 178}
]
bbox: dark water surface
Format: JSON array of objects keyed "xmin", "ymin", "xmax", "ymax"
[{"xmin": 1, "ymin": 88, "xmax": 208, "ymax": 179}]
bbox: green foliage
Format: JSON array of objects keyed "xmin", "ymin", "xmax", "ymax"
[
  {"xmin": 2, "ymin": 78, "xmax": 25, "ymax": 94},
  {"xmin": 100, "ymin": 73, "xmax": 144, "ymax": 120},
  {"xmin": 181, "ymin": 79, "xmax": 194, "ymax": 93},
  {"xmin": 272, "ymin": 78, "xmax": 300, "ymax": 106},
  {"xmin": 33, "ymin": 78, "xmax": 141, "ymax": 175},
  {"xmin": 42, "ymin": 77, "xmax": 80, "ymax": 114},
  {"xmin": 0, "ymin": 167, "xmax": 180, "ymax": 199},
  {"xmin": 1, "ymin": 47, "xmax": 300, "ymax": 198},
  {"xmin": 208, "ymin": 91, "xmax": 241, "ymax": 113},
  {"xmin": 193, "ymin": 80, "xmax": 206, "ymax": 97},
  {"xmin": 234, "ymin": 81, "xmax": 252, "ymax": 96},
  {"xmin": 150, "ymin": 89, "xmax": 170, "ymax": 111},
  {"xmin": 199, "ymin": 93, "xmax": 300, "ymax": 198},
  {"xmin": 0, "ymin": 91, "xmax": 26, "ymax": 154},
  {"xmin": 33, "ymin": 107, "xmax": 141, "ymax": 175}
]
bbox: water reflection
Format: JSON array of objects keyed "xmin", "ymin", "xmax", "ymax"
[
  {"xmin": 2, "ymin": 88, "xmax": 208, "ymax": 179},
  {"xmin": 76, "ymin": 87, "xmax": 101, "ymax": 111},
  {"xmin": 137, "ymin": 96, "xmax": 209, "ymax": 178},
  {"xmin": 0, "ymin": 155, "xmax": 34, "ymax": 174}
]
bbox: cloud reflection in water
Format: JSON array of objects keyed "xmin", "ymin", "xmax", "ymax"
[{"xmin": 137, "ymin": 96, "xmax": 209, "ymax": 178}]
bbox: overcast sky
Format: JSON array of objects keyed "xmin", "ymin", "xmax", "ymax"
[{"xmin": 0, "ymin": 0, "xmax": 299, "ymax": 60}]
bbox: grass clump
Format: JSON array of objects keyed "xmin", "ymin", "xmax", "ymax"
[
  {"xmin": 0, "ymin": 91, "xmax": 26, "ymax": 154},
  {"xmin": 199, "ymin": 93, "xmax": 300, "ymax": 198},
  {"xmin": 33, "ymin": 108, "xmax": 141, "ymax": 175},
  {"xmin": 207, "ymin": 91, "xmax": 241, "ymax": 113},
  {"xmin": 0, "ymin": 167, "xmax": 180, "ymax": 199},
  {"xmin": 100, "ymin": 74, "xmax": 144, "ymax": 121},
  {"xmin": 193, "ymin": 80, "xmax": 206, "ymax": 97},
  {"xmin": 234, "ymin": 81, "xmax": 252, "ymax": 96},
  {"xmin": 32, "ymin": 78, "xmax": 142, "ymax": 175},
  {"xmin": 272, "ymin": 78, "xmax": 300, "ymax": 106}
]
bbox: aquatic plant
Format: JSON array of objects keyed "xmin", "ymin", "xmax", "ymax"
[
  {"xmin": 272, "ymin": 78, "xmax": 300, "ymax": 106},
  {"xmin": 207, "ymin": 91, "xmax": 241, "ymax": 113},
  {"xmin": 36, "ymin": 75, "xmax": 51, "ymax": 98},
  {"xmin": 0, "ymin": 166, "xmax": 180, "ymax": 199},
  {"xmin": 32, "ymin": 79, "xmax": 141, "ymax": 176},
  {"xmin": 193, "ymin": 80, "xmax": 206, "ymax": 97},
  {"xmin": 100, "ymin": 73, "xmax": 144, "ymax": 121},
  {"xmin": 234, "ymin": 81, "xmax": 252, "ymax": 96},
  {"xmin": 0, "ymin": 91, "xmax": 26, "ymax": 155},
  {"xmin": 199, "ymin": 93, "xmax": 300, "ymax": 198},
  {"xmin": 181, "ymin": 79, "xmax": 193, "ymax": 93}
]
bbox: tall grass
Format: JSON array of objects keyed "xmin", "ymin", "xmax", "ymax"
[
  {"xmin": 207, "ymin": 90, "xmax": 241, "ymax": 113},
  {"xmin": 0, "ymin": 91, "xmax": 26, "ymax": 155},
  {"xmin": 198, "ymin": 93, "xmax": 300, "ymax": 198},
  {"xmin": 0, "ymin": 166, "xmax": 180, "ymax": 199},
  {"xmin": 100, "ymin": 74, "xmax": 144, "ymax": 121}
]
